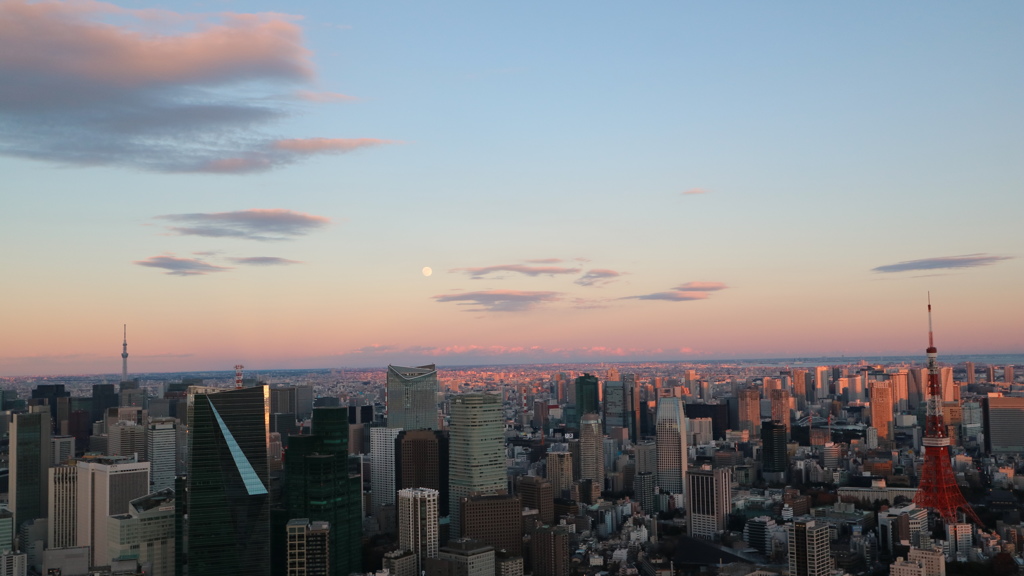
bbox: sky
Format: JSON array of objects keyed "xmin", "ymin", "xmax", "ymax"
[{"xmin": 1, "ymin": 0, "xmax": 1022, "ymax": 376}]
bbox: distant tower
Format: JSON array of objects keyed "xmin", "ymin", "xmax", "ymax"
[
  {"xmin": 448, "ymin": 394, "xmax": 505, "ymax": 538},
  {"xmin": 912, "ymin": 297, "xmax": 983, "ymax": 526},
  {"xmin": 121, "ymin": 325, "xmax": 129, "ymax": 382},
  {"xmin": 655, "ymin": 397, "xmax": 687, "ymax": 498}
]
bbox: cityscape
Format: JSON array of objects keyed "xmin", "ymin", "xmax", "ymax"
[
  {"xmin": 0, "ymin": 316, "xmax": 1021, "ymax": 576},
  {"xmin": 0, "ymin": 1, "xmax": 1022, "ymax": 576}
]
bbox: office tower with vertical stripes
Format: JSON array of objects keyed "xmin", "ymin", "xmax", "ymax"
[
  {"xmin": 655, "ymin": 397, "xmax": 687, "ymax": 498},
  {"xmin": 398, "ymin": 488, "xmax": 439, "ymax": 574},
  {"xmin": 449, "ymin": 394, "xmax": 505, "ymax": 538},
  {"xmin": 386, "ymin": 364, "xmax": 439, "ymax": 430}
]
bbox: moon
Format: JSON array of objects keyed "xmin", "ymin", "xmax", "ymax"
[{"xmin": 422, "ymin": 266, "xmax": 432, "ymax": 277}]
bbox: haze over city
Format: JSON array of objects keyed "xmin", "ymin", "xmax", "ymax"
[{"xmin": 1, "ymin": 1, "xmax": 1021, "ymax": 376}]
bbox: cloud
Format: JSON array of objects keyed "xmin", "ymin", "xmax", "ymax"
[
  {"xmin": 575, "ymin": 269, "xmax": 622, "ymax": 287},
  {"xmin": 623, "ymin": 291, "xmax": 711, "ymax": 302},
  {"xmin": 450, "ymin": 264, "xmax": 581, "ymax": 279},
  {"xmin": 272, "ymin": 137, "xmax": 393, "ymax": 154},
  {"xmin": 872, "ymin": 254, "xmax": 1013, "ymax": 273},
  {"xmin": 682, "ymin": 188, "xmax": 708, "ymax": 195},
  {"xmin": 228, "ymin": 256, "xmax": 302, "ymax": 266},
  {"xmin": 0, "ymin": 1, "xmax": 392, "ymax": 172},
  {"xmin": 524, "ymin": 258, "xmax": 563, "ymax": 264},
  {"xmin": 622, "ymin": 280, "xmax": 728, "ymax": 302},
  {"xmin": 134, "ymin": 254, "xmax": 231, "ymax": 276},
  {"xmin": 673, "ymin": 281, "xmax": 727, "ymax": 291},
  {"xmin": 433, "ymin": 290, "xmax": 561, "ymax": 312},
  {"xmin": 295, "ymin": 90, "xmax": 358, "ymax": 103},
  {"xmin": 156, "ymin": 209, "xmax": 330, "ymax": 241},
  {"xmin": 352, "ymin": 344, "xmax": 397, "ymax": 354}
]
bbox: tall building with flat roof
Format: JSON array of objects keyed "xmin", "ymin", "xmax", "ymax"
[
  {"xmin": 460, "ymin": 494, "xmax": 522, "ymax": 556},
  {"xmin": 371, "ymin": 426, "xmax": 403, "ymax": 516},
  {"xmin": 787, "ymin": 519, "xmax": 831, "ymax": 576},
  {"xmin": 396, "ymin": 429, "xmax": 449, "ymax": 515},
  {"xmin": 738, "ymin": 389, "xmax": 760, "ymax": 437},
  {"xmin": 531, "ymin": 526, "xmax": 571, "ymax": 576},
  {"xmin": 869, "ymin": 382, "xmax": 894, "ymax": 442},
  {"xmin": 517, "ymin": 476, "xmax": 553, "ymax": 525},
  {"xmin": 398, "ymin": 488, "xmax": 439, "ymax": 575},
  {"xmin": 147, "ymin": 418, "xmax": 178, "ymax": 492},
  {"xmin": 107, "ymin": 489, "xmax": 176, "ymax": 576},
  {"xmin": 47, "ymin": 465, "xmax": 77, "ymax": 549},
  {"xmin": 573, "ymin": 374, "xmax": 599, "ymax": 430},
  {"xmin": 983, "ymin": 396, "xmax": 1024, "ymax": 454},
  {"xmin": 545, "ymin": 445, "xmax": 573, "ymax": 498},
  {"xmin": 76, "ymin": 455, "xmax": 150, "ymax": 566},
  {"xmin": 10, "ymin": 408, "xmax": 51, "ymax": 531},
  {"xmin": 286, "ymin": 519, "xmax": 330, "ymax": 576},
  {"xmin": 186, "ymin": 385, "xmax": 270, "ymax": 576},
  {"xmin": 686, "ymin": 466, "xmax": 731, "ymax": 540},
  {"xmin": 579, "ymin": 413, "xmax": 604, "ymax": 503},
  {"xmin": 387, "ymin": 364, "xmax": 439, "ymax": 430},
  {"xmin": 435, "ymin": 538, "xmax": 495, "ymax": 576},
  {"xmin": 449, "ymin": 394, "xmax": 505, "ymax": 538},
  {"xmin": 656, "ymin": 397, "xmax": 687, "ymax": 497}
]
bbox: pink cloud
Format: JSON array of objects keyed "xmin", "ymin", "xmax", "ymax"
[
  {"xmin": 575, "ymin": 269, "xmax": 623, "ymax": 287},
  {"xmin": 681, "ymin": 188, "xmax": 708, "ymax": 195},
  {"xmin": 433, "ymin": 290, "xmax": 562, "ymax": 312},
  {"xmin": 673, "ymin": 281, "xmax": 727, "ymax": 291},
  {"xmin": 624, "ymin": 291, "xmax": 711, "ymax": 302},
  {"xmin": 272, "ymin": 138, "xmax": 395, "ymax": 154},
  {"xmin": 296, "ymin": 90, "xmax": 358, "ymax": 103}
]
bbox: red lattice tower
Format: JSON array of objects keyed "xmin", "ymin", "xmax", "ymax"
[
  {"xmin": 235, "ymin": 364, "xmax": 244, "ymax": 389},
  {"xmin": 912, "ymin": 297, "xmax": 983, "ymax": 526}
]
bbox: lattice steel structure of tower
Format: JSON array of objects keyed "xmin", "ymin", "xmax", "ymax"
[{"xmin": 912, "ymin": 298, "xmax": 983, "ymax": 527}]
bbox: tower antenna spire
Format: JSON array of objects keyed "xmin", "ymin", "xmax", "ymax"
[
  {"xmin": 927, "ymin": 292, "xmax": 934, "ymax": 349},
  {"xmin": 121, "ymin": 324, "xmax": 129, "ymax": 382}
]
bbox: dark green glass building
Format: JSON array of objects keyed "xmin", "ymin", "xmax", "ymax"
[
  {"xmin": 285, "ymin": 407, "xmax": 363, "ymax": 576},
  {"xmin": 186, "ymin": 385, "xmax": 271, "ymax": 576},
  {"xmin": 574, "ymin": 374, "xmax": 600, "ymax": 430}
]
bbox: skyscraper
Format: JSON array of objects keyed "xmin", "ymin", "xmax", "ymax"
[
  {"xmin": 147, "ymin": 418, "xmax": 178, "ymax": 492},
  {"xmin": 107, "ymin": 489, "xmax": 176, "ymax": 576},
  {"xmin": 545, "ymin": 445, "xmax": 573, "ymax": 498},
  {"xmin": 813, "ymin": 367, "xmax": 830, "ymax": 400},
  {"xmin": 449, "ymin": 394, "xmax": 505, "ymax": 538},
  {"xmin": 603, "ymin": 375, "xmax": 640, "ymax": 442},
  {"xmin": 737, "ymin": 388, "xmax": 760, "ymax": 437},
  {"xmin": 371, "ymin": 426, "xmax": 403, "ymax": 516},
  {"xmin": 517, "ymin": 476, "xmax": 554, "ymax": 525},
  {"xmin": 655, "ymin": 397, "xmax": 687, "ymax": 498},
  {"xmin": 186, "ymin": 385, "xmax": 271, "ymax": 576},
  {"xmin": 10, "ymin": 407, "xmax": 51, "ymax": 531},
  {"xmin": 761, "ymin": 420, "xmax": 788, "ymax": 482},
  {"xmin": 47, "ymin": 465, "xmax": 77, "ymax": 549},
  {"xmin": 964, "ymin": 362, "xmax": 975, "ymax": 385},
  {"xmin": 686, "ymin": 465, "xmax": 732, "ymax": 540},
  {"xmin": 869, "ymin": 382, "xmax": 894, "ymax": 442},
  {"xmin": 461, "ymin": 494, "xmax": 522, "ymax": 556},
  {"xmin": 286, "ymin": 407, "xmax": 363, "ymax": 576},
  {"xmin": 578, "ymin": 413, "xmax": 604, "ymax": 503},
  {"xmin": 787, "ymin": 519, "xmax": 831, "ymax": 576},
  {"xmin": 769, "ymin": 389, "xmax": 791, "ymax": 439},
  {"xmin": 573, "ymin": 374, "xmax": 599, "ymax": 430},
  {"xmin": 982, "ymin": 396, "xmax": 1024, "ymax": 454},
  {"xmin": 398, "ymin": 488, "xmax": 439, "ymax": 574},
  {"xmin": 531, "ymin": 526, "xmax": 571, "ymax": 576},
  {"xmin": 76, "ymin": 455, "xmax": 150, "ymax": 566},
  {"xmin": 285, "ymin": 519, "xmax": 331, "ymax": 576},
  {"xmin": 395, "ymin": 429, "xmax": 450, "ymax": 516},
  {"xmin": 387, "ymin": 364, "xmax": 439, "ymax": 430}
]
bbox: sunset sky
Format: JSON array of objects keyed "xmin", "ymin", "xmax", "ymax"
[{"xmin": 1, "ymin": 1, "xmax": 1021, "ymax": 376}]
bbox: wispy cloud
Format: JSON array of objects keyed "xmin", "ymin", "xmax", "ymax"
[
  {"xmin": 524, "ymin": 258, "xmax": 563, "ymax": 264},
  {"xmin": 682, "ymin": 188, "xmax": 708, "ymax": 195},
  {"xmin": 450, "ymin": 264, "xmax": 581, "ymax": 279},
  {"xmin": 352, "ymin": 344, "xmax": 397, "ymax": 354},
  {"xmin": 433, "ymin": 290, "xmax": 561, "ymax": 312},
  {"xmin": 622, "ymin": 281, "xmax": 728, "ymax": 302},
  {"xmin": 575, "ymin": 269, "xmax": 623, "ymax": 287},
  {"xmin": 673, "ymin": 281, "xmax": 727, "ymax": 291},
  {"xmin": 295, "ymin": 90, "xmax": 358, "ymax": 103},
  {"xmin": 872, "ymin": 254, "xmax": 1013, "ymax": 273},
  {"xmin": 0, "ymin": 1, "xmax": 393, "ymax": 172},
  {"xmin": 134, "ymin": 255, "xmax": 231, "ymax": 276},
  {"xmin": 227, "ymin": 256, "xmax": 302, "ymax": 266},
  {"xmin": 156, "ymin": 209, "xmax": 330, "ymax": 241}
]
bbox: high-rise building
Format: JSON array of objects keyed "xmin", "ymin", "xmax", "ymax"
[
  {"xmin": 686, "ymin": 466, "xmax": 732, "ymax": 540},
  {"xmin": 285, "ymin": 519, "xmax": 330, "ymax": 576},
  {"xmin": 813, "ymin": 367, "xmax": 830, "ymax": 400},
  {"xmin": 530, "ymin": 526, "xmax": 571, "ymax": 576},
  {"xmin": 1005, "ymin": 365, "xmax": 1015, "ymax": 385},
  {"xmin": 92, "ymin": 384, "xmax": 119, "ymax": 425},
  {"xmin": 395, "ymin": 430, "xmax": 449, "ymax": 515},
  {"xmin": 76, "ymin": 455, "xmax": 150, "ymax": 566},
  {"xmin": 147, "ymin": 418, "xmax": 178, "ymax": 492},
  {"xmin": 573, "ymin": 374, "xmax": 599, "ymax": 430},
  {"xmin": 545, "ymin": 445, "xmax": 573, "ymax": 498},
  {"xmin": 635, "ymin": 441, "xmax": 656, "ymax": 474},
  {"xmin": 398, "ymin": 488, "xmax": 439, "ymax": 574},
  {"xmin": 371, "ymin": 427, "xmax": 403, "ymax": 516},
  {"xmin": 461, "ymin": 494, "xmax": 522, "ymax": 556},
  {"xmin": 603, "ymin": 375, "xmax": 640, "ymax": 442},
  {"xmin": 655, "ymin": 397, "xmax": 687, "ymax": 497},
  {"xmin": 51, "ymin": 435, "xmax": 74, "ymax": 466},
  {"xmin": 869, "ymin": 382, "xmax": 894, "ymax": 441},
  {"xmin": 384, "ymin": 549, "xmax": 419, "ymax": 576},
  {"xmin": 186, "ymin": 385, "xmax": 270, "ymax": 576},
  {"xmin": 761, "ymin": 421, "xmax": 788, "ymax": 480},
  {"xmin": 769, "ymin": 389, "xmax": 791, "ymax": 438},
  {"xmin": 30, "ymin": 384, "xmax": 69, "ymax": 434},
  {"xmin": 907, "ymin": 547, "xmax": 946, "ymax": 576},
  {"xmin": 47, "ymin": 465, "xmax": 77, "ymax": 549},
  {"xmin": 964, "ymin": 362, "xmax": 975, "ymax": 385},
  {"xmin": 738, "ymin": 389, "xmax": 760, "ymax": 437},
  {"xmin": 449, "ymin": 394, "xmax": 505, "ymax": 538},
  {"xmin": 982, "ymin": 396, "xmax": 1024, "ymax": 454},
  {"xmin": 107, "ymin": 420, "xmax": 147, "ymax": 459},
  {"xmin": 787, "ymin": 519, "xmax": 831, "ymax": 576},
  {"xmin": 435, "ymin": 538, "xmax": 495, "ymax": 576},
  {"xmin": 986, "ymin": 365, "xmax": 996, "ymax": 383},
  {"xmin": 578, "ymin": 413, "xmax": 604, "ymax": 503},
  {"xmin": 387, "ymin": 364, "xmax": 439, "ymax": 430},
  {"xmin": 107, "ymin": 489, "xmax": 176, "ymax": 576},
  {"xmin": 517, "ymin": 476, "xmax": 554, "ymax": 525},
  {"xmin": 743, "ymin": 516, "xmax": 775, "ymax": 556},
  {"xmin": 10, "ymin": 408, "xmax": 51, "ymax": 531},
  {"xmin": 635, "ymin": 472, "xmax": 657, "ymax": 514},
  {"xmin": 890, "ymin": 371, "xmax": 910, "ymax": 412},
  {"xmin": 285, "ymin": 407, "xmax": 363, "ymax": 576}
]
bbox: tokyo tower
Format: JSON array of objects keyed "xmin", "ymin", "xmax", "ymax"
[{"xmin": 912, "ymin": 296, "xmax": 983, "ymax": 526}]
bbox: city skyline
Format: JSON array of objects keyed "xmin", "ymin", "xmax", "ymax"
[{"xmin": 1, "ymin": 1, "xmax": 1022, "ymax": 376}]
